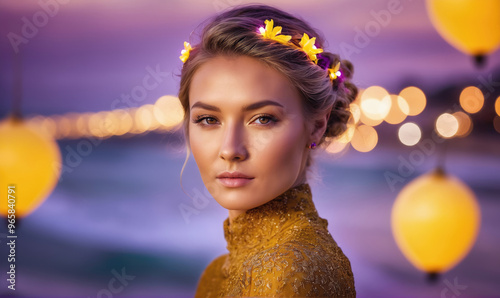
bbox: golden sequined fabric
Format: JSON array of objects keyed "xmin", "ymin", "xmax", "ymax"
[{"xmin": 194, "ymin": 183, "xmax": 355, "ymax": 297}]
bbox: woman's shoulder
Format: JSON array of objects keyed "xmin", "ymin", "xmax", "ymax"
[
  {"xmin": 252, "ymin": 238, "xmax": 353, "ymax": 276},
  {"xmin": 274, "ymin": 215, "xmax": 348, "ymax": 262},
  {"xmin": 194, "ymin": 253, "xmax": 228, "ymax": 298},
  {"xmin": 244, "ymin": 239, "xmax": 355, "ymax": 297},
  {"xmin": 199, "ymin": 252, "xmax": 228, "ymax": 278}
]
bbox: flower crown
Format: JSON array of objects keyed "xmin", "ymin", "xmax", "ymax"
[{"xmin": 179, "ymin": 19, "xmax": 342, "ymax": 82}]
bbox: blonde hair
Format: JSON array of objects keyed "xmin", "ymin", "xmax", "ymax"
[{"xmin": 177, "ymin": 4, "xmax": 357, "ymax": 188}]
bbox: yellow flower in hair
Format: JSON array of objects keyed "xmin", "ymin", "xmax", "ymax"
[
  {"xmin": 259, "ymin": 19, "xmax": 292, "ymax": 45},
  {"xmin": 179, "ymin": 42, "xmax": 192, "ymax": 63},
  {"xmin": 299, "ymin": 33, "xmax": 323, "ymax": 63},
  {"xmin": 328, "ymin": 62, "xmax": 342, "ymax": 80}
]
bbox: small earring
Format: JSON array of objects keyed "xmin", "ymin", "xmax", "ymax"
[{"xmin": 308, "ymin": 142, "xmax": 317, "ymax": 149}]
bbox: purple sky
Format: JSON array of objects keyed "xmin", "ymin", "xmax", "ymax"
[{"xmin": 1, "ymin": 0, "xmax": 499, "ymax": 116}]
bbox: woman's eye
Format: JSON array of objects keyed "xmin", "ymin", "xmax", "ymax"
[
  {"xmin": 193, "ymin": 115, "xmax": 278, "ymax": 126},
  {"xmin": 193, "ymin": 116, "xmax": 218, "ymax": 125},
  {"xmin": 254, "ymin": 115, "xmax": 278, "ymax": 125},
  {"xmin": 255, "ymin": 116, "xmax": 271, "ymax": 125},
  {"xmin": 204, "ymin": 117, "xmax": 217, "ymax": 124}
]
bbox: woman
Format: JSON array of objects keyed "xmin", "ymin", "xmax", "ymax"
[{"xmin": 177, "ymin": 4, "xmax": 357, "ymax": 297}]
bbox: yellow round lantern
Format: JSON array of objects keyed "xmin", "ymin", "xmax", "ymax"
[
  {"xmin": 426, "ymin": 0, "xmax": 500, "ymax": 67},
  {"xmin": 0, "ymin": 116, "xmax": 62, "ymax": 218},
  {"xmin": 391, "ymin": 167, "xmax": 480, "ymax": 277}
]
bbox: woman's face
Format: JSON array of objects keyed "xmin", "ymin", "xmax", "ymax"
[{"xmin": 188, "ymin": 55, "xmax": 314, "ymax": 219}]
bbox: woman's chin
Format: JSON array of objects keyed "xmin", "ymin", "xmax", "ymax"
[{"xmin": 215, "ymin": 194, "xmax": 261, "ymax": 211}]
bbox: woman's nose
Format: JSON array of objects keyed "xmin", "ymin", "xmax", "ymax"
[{"xmin": 218, "ymin": 122, "xmax": 248, "ymax": 162}]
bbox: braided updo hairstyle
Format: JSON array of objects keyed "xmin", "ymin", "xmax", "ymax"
[{"xmin": 178, "ymin": 4, "xmax": 358, "ymax": 172}]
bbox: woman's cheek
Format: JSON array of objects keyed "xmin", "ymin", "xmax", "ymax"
[
  {"xmin": 247, "ymin": 129, "xmax": 275, "ymax": 153},
  {"xmin": 276, "ymin": 125, "xmax": 307, "ymax": 169},
  {"xmin": 257, "ymin": 127, "xmax": 300, "ymax": 165}
]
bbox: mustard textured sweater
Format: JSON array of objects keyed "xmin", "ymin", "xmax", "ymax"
[{"xmin": 194, "ymin": 183, "xmax": 356, "ymax": 297}]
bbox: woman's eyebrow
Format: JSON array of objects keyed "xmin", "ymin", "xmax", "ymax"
[{"xmin": 190, "ymin": 100, "xmax": 284, "ymax": 112}]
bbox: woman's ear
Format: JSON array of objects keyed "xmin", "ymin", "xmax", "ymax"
[{"xmin": 310, "ymin": 109, "xmax": 331, "ymax": 143}]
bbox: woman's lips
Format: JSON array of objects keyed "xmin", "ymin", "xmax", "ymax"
[{"xmin": 216, "ymin": 177, "xmax": 254, "ymax": 188}]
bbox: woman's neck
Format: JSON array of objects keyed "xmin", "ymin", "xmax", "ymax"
[
  {"xmin": 227, "ymin": 179, "xmax": 309, "ymax": 225},
  {"xmin": 228, "ymin": 209, "xmax": 246, "ymax": 225}
]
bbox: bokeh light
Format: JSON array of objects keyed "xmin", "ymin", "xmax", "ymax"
[
  {"xmin": 135, "ymin": 104, "xmax": 160, "ymax": 133},
  {"xmin": 324, "ymin": 138, "xmax": 350, "ymax": 154},
  {"xmin": 52, "ymin": 115, "xmax": 72, "ymax": 139},
  {"xmin": 88, "ymin": 111, "xmax": 110, "ymax": 139},
  {"xmin": 20, "ymin": 96, "xmax": 186, "ymax": 140},
  {"xmin": 101, "ymin": 111, "xmax": 120, "ymax": 137},
  {"xmin": 359, "ymin": 112, "xmax": 384, "ymax": 126},
  {"xmin": 452, "ymin": 111, "xmax": 473, "ymax": 137},
  {"xmin": 359, "ymin": 86, "xmax": 391, "ymax": 121},
  {"xmin": 76, "ymin": 113, "xmax": 92, "ymax": 137},
  {"xmin": 25, "ymin": 115, "xmax": 45, "ymax": 134},
  {"xmin": 62, "ymin": 112, "xmax": 81, "ymax": 139},
  {"xmin": 337, "ymin": 122, "xmax": 356, "ymax": 144},
  {"xmin": 399, "ymin": 86, "xmax": 426, "ymax": 116},
  {"xmin": 494, "ymin": 115, "xmax": 500, "ymax": 134},
  {"xmin": 113, "ymin": 109, "xmax": 134, "ymax": 136},
  {"xmin": 26, "ymin": 115, "xmax": 57, "ymax": 138},
  {"xmin": 130, "ymin": 108, "xmax": 146, "ymax": 135},
  {"xmin": 351, "ymin": 124, "xmax": 378, "ymax": 152},
  {"xmin": 349, "ymin": 103, "xmax": 361, "ymax": 124},
  {"xmin": 385, "ymin": 95, "xmax": 409, "ymax": 124},
  {"xmin": 154, "ymin": 95, "xmax": 184, "ymax": 130},
  {"xmin": 398, "ymin": 122, "xmax": 421, "ymax": 146},
  {"xmin": 436, "ymin": 113, "xmax": 459, "ymax": 138},
  {"xmin": 460, "ymin": 86, "xmax": 484, "ymax": 114}
]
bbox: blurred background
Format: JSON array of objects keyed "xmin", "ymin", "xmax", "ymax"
[{"xmin": 1, "ymin": 0, "xmax": 499, "ymax": 297}]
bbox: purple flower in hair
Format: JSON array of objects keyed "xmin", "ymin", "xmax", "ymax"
[{"xmin": 316, "ymin": 53, "xmax": 330, "ymax": 70}]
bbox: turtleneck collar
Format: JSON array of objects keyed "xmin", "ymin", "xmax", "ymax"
[{"xmin": 222, "ymin": 183, "xmax": 318, "ymax": 254}]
